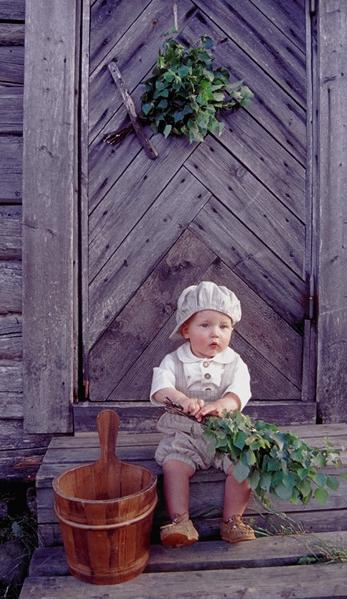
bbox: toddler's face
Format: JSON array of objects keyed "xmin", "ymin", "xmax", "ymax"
[{"xmin": 181, "ymin": 310, "xmax": 233, "ymax": 358}]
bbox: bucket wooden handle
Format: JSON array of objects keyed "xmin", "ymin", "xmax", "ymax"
[{"xmin": 96, "ymin": 409, "xmax": 120, "ymax": 464}]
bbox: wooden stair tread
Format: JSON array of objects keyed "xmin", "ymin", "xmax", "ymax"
[
  {"xmin": 35, "ymin": 424, "xmax": 347, "ymax": 547},
  {"xmin": 29, "ymin": 532, "xmax": 347, "ymax": 577},
  {"xmin": 20, "ymin": 562, "xmax": 347, "ymax": 598}
]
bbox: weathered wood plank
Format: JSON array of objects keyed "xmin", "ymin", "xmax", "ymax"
[
  {"xmin": 89, "ymin": 231, "xmax": 216, "ymax": 401},
  {"xmin": 250, "ymin": 0, "xmax": 305, "ymax": 53},
  {"xmin": 36, "ymin": 467, "xmax": 347, "ymax": 526},
  {"xmin": 72, "ymin": 401, "xmax": 316, "ymax": 434},
  {"xmin": 0, "ymin": 314, "xmax": 21, "ymax": 361},
  {"xmin": 0, "ymin": 135, "xmax": 22, "ymax": 202},
  {"xmin": 0, "ymin": 361, "xmax": 22, "ymax": 392},
  {"xmin": 194, "ymin": 0, "xmax": 306, "ymax": 107},
  {"xmin": 186, "ymin": 136, "xmax": 305, "ymax": 276},
  {"xmin": 219, "ymin": 110, "xmax": 306, "ymax": 223},
  {"xmin": 89, "ymin": 167, "xmax": 211, "ymax": 347},
  {"xmin": 0, "ymin": 23, "xmax": 25, "ymax": 46},
  {"xmin": 196, "ymin": 509, "xmax": 347, "ymax": 538},
  {"xmin": 233, "ymin": 333, "xmax": 301, "ymax": 399},
  {"xmin": 88, "ymin": 0, "xmax": 195, "ymax": 140},
  {"xmin": 182, "ymin": 13, "xmax": 306, "ymax": 164},
  {"xmin": 90, "ymin": 0, "xmax": 152, "ymax": 73},
  {"xmin": 0, "ymin": 46, "xmax": 24, "ymax": 84},
  {"xmin": 316, "ymin": 0, "xmax": 347, "ymax": 423},
  {"xmin": 37, "ymin": 507, "xmax": 347, "ymax": 548},
  {"xmin": 89, "ymin": 134, "xmax": 194, "ymax": 277},
  {"xmin": 49, "ymin": 423, "xmax": 347, "ymax": 447},
  {"xmin": 0, "ymin": 447, "xmax": 46, "ymax": 480},
  {"xmin": 190, "ymin": 198, "xmax": 306, "ymax": 329},
  {"xmin": 0, "ymin": 261, "xmax": 21, "ymax": 313},
  {"xmin": 20, "ymin": 563, "xmax": 347, "ymax": 598},
  {"xmin": 0, "ymin": 85, "xmax": 23, "ymax": 133},
  {"xmin": 0, "ymin": 1, "xmax": 25, "ymax": 20},
  {"xmin": 88, "ymin": 102, "xmax": 146, "ymax": 212},
  {"xmin": 0, "ymin": 392, "xmax": 22, "ymax": 418},
  {"xmin": 41, "ymin": 434, "xmax": 347, "ymax": 468},
  {"xmin": 0, "ymin": 418, "xmax": 51, "ymax": 451},
  {"xmin": 22, "ymin": 0, "xmax": 81, "ymax": 433},
  {"xmin": 0, "ymin": 205, "xmax": 21, "ymax": 259},
  {"xmin": 29, "ymin": 532, "xmax": 347, "ymax": 577}
]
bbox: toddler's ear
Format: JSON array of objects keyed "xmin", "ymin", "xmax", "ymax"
[{"xmin": 181, "ymin": 323, "xmax": 190, "ymax": 339}]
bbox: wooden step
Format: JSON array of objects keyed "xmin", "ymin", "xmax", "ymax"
[
  {"xmin": 35, "ymin": 423, "xmax": 347, "ymax": 547},
  {"xmin": 23, "ymin": 533, "xmax": 347, "ymax": 598},
  {"xmin": 20, "ymin": 562, "xmax": 347, "ymax": 598},
  {"xmin": 29, "ymin": 532, "xmax": 347, "ymax": 577}
]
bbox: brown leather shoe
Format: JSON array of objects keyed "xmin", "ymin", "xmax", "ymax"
[
  {"xmin": 160, "ymin": 518, "xmax": 199, "ymax": 547},
  {"xmin": 221, "ymin": 515, "xmax": 256, "ymax": 543}
]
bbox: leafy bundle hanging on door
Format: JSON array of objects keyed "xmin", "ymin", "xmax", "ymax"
[{"xmin": 140, "ymin": 36, "xmax": 253, "ymax": 143}]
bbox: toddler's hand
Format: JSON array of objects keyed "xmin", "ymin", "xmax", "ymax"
[
  {"xmin": 195, "ymin": 399, "xmax": 233, "ymax": 421},
  {"xmin": 180, "ymin": 397, "xmax": 205, "ymax": 416}
]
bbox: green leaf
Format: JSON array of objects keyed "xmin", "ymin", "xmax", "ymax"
[
  {"xmin": 163, "ymin": 124, "xmax": 172, "ymax": 138},
  {"xmin": 314, "ymin": 473, "xmax": 327, "ymax": 487},
  {"xmin": 142, "ymin": 102, "xmax": 153, "ymax": 115},
  {"xmin": 314, "ymin": 487, "xmax": 329, "ymax": 505},
  {"xmin": 157, "ymin": 99, "xmax": 168, "ymax": 109},
  {"xmin": 233, "ymin": 461, "xmax": 250, "ymax": 482},
  {"xmin": 234, "ymin": 431, "xmax": 248, "ymax": 450},
  {"xmin": 155, "ymin": 79, "xmax": 168, "ymax": 91},
  {"xmin": 326, "ymin": 476, "xmax": 339, "ymax": 490},
  {"xmin": 249, "ymin": 469, "xmax": 260, "ymax": 490},
  {"xmin": 246, "ymin": 449, "xmax": 256, "ymax": 466},
  {"xmin": 274, "ymin": 484, "xmax": 293, "ymax": 500},
  {"xmin": 259, "ymin": 472, "xmax": 272, "ymax": 492},
  {"xmin": 177, "ymin": 65, "xmax": 191, "ymax": 77},
  {"xmin": 213, "ymin": 92, "xmax": 225, "ymax": 102}
]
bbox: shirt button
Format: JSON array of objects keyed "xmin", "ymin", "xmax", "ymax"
[
  {"xmin": 204, "ymin": 373, "xmax": 211, "ymax": 380},
  {"xmin": 203, "ymin": 361, "xmax": 209, "ymax": 368}
]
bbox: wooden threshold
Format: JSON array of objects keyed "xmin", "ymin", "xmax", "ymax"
[{"xmin": 73, "ymin": 400, "xmax": 317, "ymax": 432}]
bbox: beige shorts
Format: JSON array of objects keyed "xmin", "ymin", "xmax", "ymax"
[{"xmin": 155, "ymin": 412, "xmax": 233, "ymax": 474}]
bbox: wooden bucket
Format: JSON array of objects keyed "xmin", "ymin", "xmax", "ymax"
[{"xmin": 53, "ymin": 410, "xmax": 157, "ymax": 585}]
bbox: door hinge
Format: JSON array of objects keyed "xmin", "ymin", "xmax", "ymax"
[{"xmin": 310, "ymin": 0, "xmax": 316, "ymax": 16}]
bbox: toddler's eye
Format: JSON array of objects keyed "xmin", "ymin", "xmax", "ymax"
[{"xmin": 200, "ymin": 323, "xmax": 208, "ymax": 328}]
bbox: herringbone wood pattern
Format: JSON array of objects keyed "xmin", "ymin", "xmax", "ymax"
[{"xmin": 86, "ymin": 0, "xmax": 310, "ymax": 412}]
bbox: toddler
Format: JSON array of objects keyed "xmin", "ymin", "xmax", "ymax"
[{"xmin": 150, "ymin": 281, "xmax": 255, "ymax": 547}]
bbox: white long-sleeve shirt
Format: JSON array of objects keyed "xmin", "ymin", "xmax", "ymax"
[{"xmin": 150, "ymin": 342, "xmax": 251, "ymax": 410}]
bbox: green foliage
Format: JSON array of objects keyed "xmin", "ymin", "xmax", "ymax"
[
  {"xmin": 203, "ymin": 411, "xmax": 343, "ymax": 508},
  {"xmin": 140, "ymin": 36, "xmax": 253, "ymax": 143}
]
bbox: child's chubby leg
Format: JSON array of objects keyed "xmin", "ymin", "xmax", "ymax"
[
  {"xmin": 160, "ymin": 459, "xmax": 199, "ymax": 548},
  {"xmin": 163, "ymin": 459, "xmax": 194, "ymax": 522},
  {"xmin": 221, "ymin": 465, "xmax": 255, "ymax": 543}
]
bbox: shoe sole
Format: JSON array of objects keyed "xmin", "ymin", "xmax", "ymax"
[{"xmin": 161, "ymin": 533, "xmax": 198, "ymax": 548}]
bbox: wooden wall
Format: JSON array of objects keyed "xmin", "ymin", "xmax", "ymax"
[{"xmin": 0, "ymin": 0, "xmax": 51, "ymax": 479}]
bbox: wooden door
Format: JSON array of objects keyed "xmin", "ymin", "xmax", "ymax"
[{"xmin": 83, "ymin": 0, "xmax": 315, "ymax": 421}]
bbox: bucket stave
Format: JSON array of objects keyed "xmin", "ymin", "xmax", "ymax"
[{"xmin": 53, "ymin": 410, "xmax": 157, "ymax": 584}]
